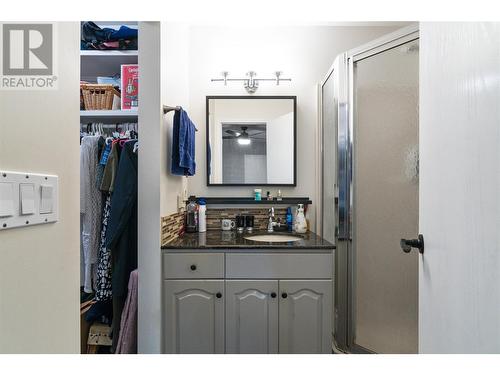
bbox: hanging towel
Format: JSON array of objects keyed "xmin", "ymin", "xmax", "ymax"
[
  {"xmin": 115, "ymin": 269, "xmax": 138, "ymax": 354},
  {"xmin": 171, "ymin": 109, "xmax": 196, "ymax": 176}
]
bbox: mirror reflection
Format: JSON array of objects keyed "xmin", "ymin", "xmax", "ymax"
[{"xmin": 207, "ymin": 97, "xmax": 296, "ymax": 185}]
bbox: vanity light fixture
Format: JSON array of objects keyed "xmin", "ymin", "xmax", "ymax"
[{"xmin": 211, "ymin": 71, "xmax": 291, "ymax": 94}]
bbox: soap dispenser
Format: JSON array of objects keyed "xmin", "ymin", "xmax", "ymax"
[{"xmin": 294, "ymin": 204, "xmax": 307, "ymax": 234}]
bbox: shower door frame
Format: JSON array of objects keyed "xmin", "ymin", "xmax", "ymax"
[{"xmin": 335, "ymin": 24, "xmax": 420, "ymax": 354}]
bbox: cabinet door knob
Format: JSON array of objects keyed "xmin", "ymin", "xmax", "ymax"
[
  {"xmin": 190, "ymin": 264, "xmax": 197, "ymax": 271},
  {"xmin": 216, "ymin": 292, "xmax": 222, "ymax": 298},
  {"xmin": 271, "ymin": 292, "xmax": 277, "ymax": 298},
  {"xmin": 281, "ymin": 292, "xmax": 288, "ymax": 299}
]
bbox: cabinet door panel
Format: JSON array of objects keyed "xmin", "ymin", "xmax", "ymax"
[
  {"xmin": 226, "ymin": 280, "xmax": 279, "ymax": 353},
  {"xmin": 163, "ymin": 280, "xmax": 224, "ymax": 353},
  {"xmin": 279, "ymin": 280, "xmax": 332, "ymax": 354}
]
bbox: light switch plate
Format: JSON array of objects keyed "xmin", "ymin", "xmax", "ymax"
[
  {"xmin": 40, "ymin": 185, "xmax": 54, "ymax": 214},
  {"xmin": 0, "ymin": 182, "xmax": 14, "ymax": 217},
  {"xmin": 20, "ymin": 183, "xmax": 35, "ymax": 215},
  {"xmin": 0, "ymin": 171, "xmax": 58, "ymax": 230}
]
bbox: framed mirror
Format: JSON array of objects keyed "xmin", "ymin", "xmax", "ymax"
[{"xmin": 206, "ymin": 96, "xmax": 297, "ymax": 186}]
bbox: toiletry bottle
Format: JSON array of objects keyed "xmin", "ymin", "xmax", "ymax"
[
  {"xmin": 286, "ymin": 207, "xmax": 293, "ymax": 232},
  {"xmin": 185, "ymin": 197, "xmax": 199, "ymax": 233},
  {"xmin": 198, "ymin": 199, "xmax": 206, "ymax": 233},
  {"xmin": 277, "ymin": 189, "xmax": 283, "ymax": 201},
  {"xmin": 254, "ymin": 188, "xmax": 262, "ymax": 201},
  {"xmin": 295, "ymin": 204, "xmax": 307, "ymax": 234}
]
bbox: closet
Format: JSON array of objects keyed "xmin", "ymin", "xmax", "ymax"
[{"xmin": 79, "ymin": 21, "xmax": 139, "ymax": 354}]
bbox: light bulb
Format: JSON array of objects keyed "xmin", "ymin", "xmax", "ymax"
[{"xmin": 238, "ymin": 137, "xmax": 251, "ymax": 145}]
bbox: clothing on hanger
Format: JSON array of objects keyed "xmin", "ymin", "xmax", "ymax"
[
  {"xmin": 115, "ymin": 269, "xmax": 138, "ymax": 354},
  {"xmin": 105, "ymin": 140, "xmax": 138, "ymax": 351},
  {"xmin": 100, "ymin": 141, "xmax": 119, "ymax": 192},
  {"xmin": 80, "ymin": 135, "xmax": 103, "ymax": 293},
  {"xmin": 80, "ymin": 123, "xmax": 139, "ymax": 352},
  {"xmin": 95, "ymin": 194, "xmax": 113, "ymax": 302}
]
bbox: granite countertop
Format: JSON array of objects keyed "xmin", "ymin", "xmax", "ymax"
[{"xmin": 161, "ymin": 230, "xmax": 335, "ymax": 252}]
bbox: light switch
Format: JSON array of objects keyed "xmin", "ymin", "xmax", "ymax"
[
  {"xmin": 0, "ymin": 182, "xmax": 14, "ymax": 217},
  {"xmin": 20, "ymin": 183, "xmax": 35, "ymax": 215},
  {"xmin": 40, "ymin": 185, "xmax": 54, "ymax": 214}
]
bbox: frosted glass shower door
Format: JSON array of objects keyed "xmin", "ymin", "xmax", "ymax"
[{"xmin": 351, "ymin": 39, "xmax": 419, "ymax": 353}]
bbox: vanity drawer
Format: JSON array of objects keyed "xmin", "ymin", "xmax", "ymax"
[
  {"xmin": 226, "ymin": 253, "xmax": 332, "ymax": 279},
  {"xmin": 163, "ymin": 253, "xmax": 224, "ymax": 279}
]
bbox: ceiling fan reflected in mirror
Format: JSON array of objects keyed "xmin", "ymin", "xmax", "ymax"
[{"xmin": 223, "ymin": 126, "xmax": 266, "ymax": 146}]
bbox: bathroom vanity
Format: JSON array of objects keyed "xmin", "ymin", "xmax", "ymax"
[{"xmin": 161, "ymin": 231, "xmax": 335, "ymax": 354}]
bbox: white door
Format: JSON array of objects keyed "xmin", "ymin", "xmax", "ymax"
[
  {"xmin": 419, "ymin": 22, "xmax": 500, "ymax": 353},
  {"xmin": 225, "ymin": 280, "xmax": 278, "ymax": 353},
  {"xmin": 279, "ymin": 280, "xmax": 332, "ymax": 354},
  {"xmin": 163, "ymin": 280, "xmax": 224, "ymax": 353}
]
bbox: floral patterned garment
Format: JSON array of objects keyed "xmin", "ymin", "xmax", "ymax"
[{"xmin": 95, "ymin": 194, "xmax": 113, "ymax": 301}]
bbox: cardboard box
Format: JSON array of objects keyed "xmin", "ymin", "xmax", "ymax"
[{"xmin": 121, "ymin": 64, "xmax": 139, "ymax": 111}]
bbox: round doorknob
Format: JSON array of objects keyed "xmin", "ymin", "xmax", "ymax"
[
  {"xmin": 190, "ymin": 264, "xmax": 197, "ymax": 271},
  {"xmin": 216, "ymin": 292, "xmax": 222, "ymax": 298},
  {"xmin": 271, "ymin": 292, "xmax": 277, "ymax": 298},
  {"xmin": 281, "ymin": 292, "xmax": 288, "ymax": 299}
]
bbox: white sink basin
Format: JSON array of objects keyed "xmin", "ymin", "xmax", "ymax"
[{"xmin": 244, "ymin": 234, "xmax": 302, "ymax": 243}]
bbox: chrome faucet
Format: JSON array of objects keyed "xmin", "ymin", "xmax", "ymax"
[{"xmin": 268, "ymin": 207, "xmax": 276, "ymax": 232}]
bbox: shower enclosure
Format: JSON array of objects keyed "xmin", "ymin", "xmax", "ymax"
[{"xmin": 321, "ymin": 25, "xmax": 420, "ymax": 353}]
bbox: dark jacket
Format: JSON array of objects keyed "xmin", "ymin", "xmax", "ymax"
[{"xmin": 105, "ymin": 140, "xmax": 138, "ymax": 298}]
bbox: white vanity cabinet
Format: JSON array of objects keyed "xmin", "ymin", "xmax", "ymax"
[
  {"xmin": 279, "ymin": 280, "xmax": 332, "ymax": 353},
  {"xmin": 162, "ymin": 251, "xmax": 333, "ymax": 354},
  {"xmin": 225, "ymin": 280, "xmax": 279, "ymax": 354},
  {"xmin": 163, "ymin": 280, "xmax": 224, "ymax": 354}
]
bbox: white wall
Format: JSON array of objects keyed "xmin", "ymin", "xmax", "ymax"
[
  {"xmin": 0, "ymin": 22, "xmax": 80, "ymax": 353},
  {"xmin": 419, "ymin": 22, "xmax": 500, "ymax": 353},
  {"xmin": 187, "ymin": 25, "xmax": 401, "ymax": 231},
  {"xmin": 161, "ymin": 22, "xmax": 190, "ymax": 216},
  {"xmin": 138, "ymin": 22, "xmax": 191, "ymax": 354},
  {"xmin": 138, "ymin": 21, "xmax": 163, "ymax": 354}
]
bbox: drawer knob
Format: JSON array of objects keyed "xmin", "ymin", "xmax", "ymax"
[
  {"xmin": 190, "ymin": 264, "xmax": 197, "ymax": 271},
  {"xmin": 216, "ymin": 292, "xmax": 222, "ymax": 299},
  {"xmin": 271, "ymin": 292, "xmax": 277, "ymax": 298},
  {"xmin": 281, "ymin": 292, "xmax": 288, "ymax": 299}
]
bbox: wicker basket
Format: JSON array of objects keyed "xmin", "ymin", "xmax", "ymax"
[{"xmin": 81, "ymin": 84, "xmax": 121, "ymax": 110}]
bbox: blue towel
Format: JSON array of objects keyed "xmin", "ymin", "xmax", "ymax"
[{"xmin": 171, "ymin": 109, "xmax": 196, "ymax": 176}]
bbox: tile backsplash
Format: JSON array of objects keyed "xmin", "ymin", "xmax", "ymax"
[
  {"xmin": 162, "ymin": 207, "xmax": 290, "ymax": 245},
  {"xmin": 161, "ymin": 211, "xmax": 184, "ymax": 246},
  {"xmin": 206, "ymin": 208, "xmax": 287, "ymax": 231}
]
